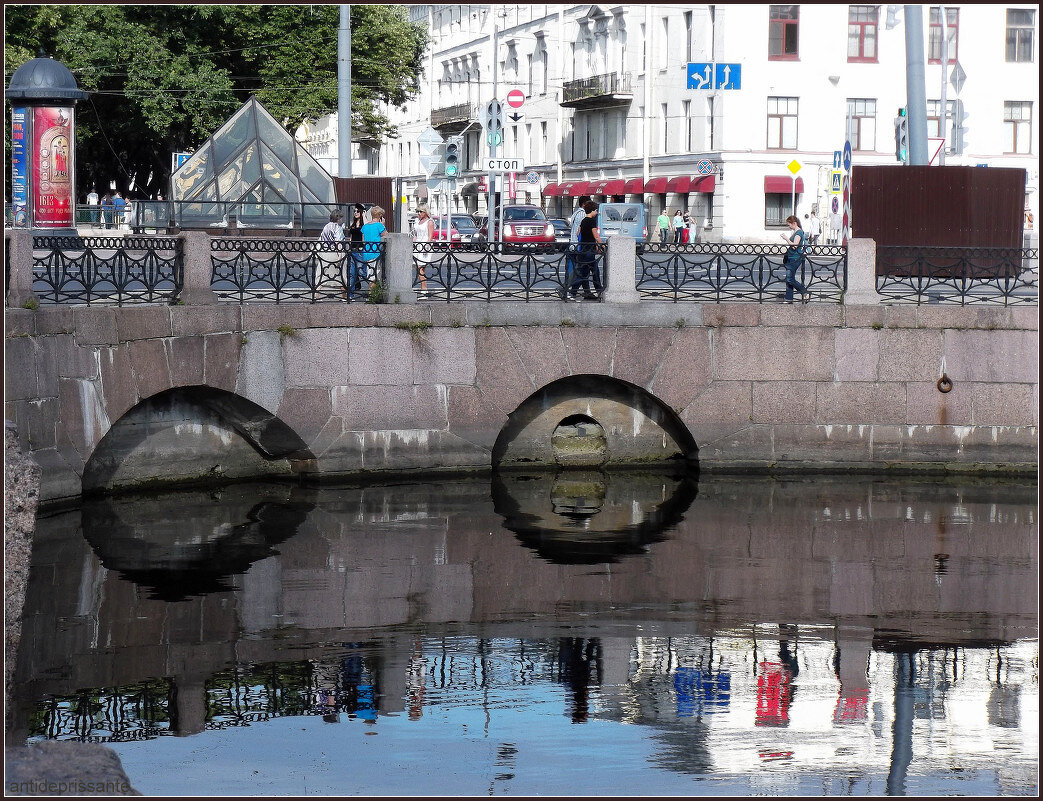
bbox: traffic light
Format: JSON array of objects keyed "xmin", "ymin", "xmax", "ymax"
[
  {"xmin": 951, "ymin": 99, "xmax": 969, "ymax": 155},
  {"xmin": 444, "ymin": 136, "xmax": 462, "ymax": 178},
  {"xmin": 483, "ymin": 100, "xmax": 503, "ymax": 148},
  {"xmin": 894, "ymin": 107, "xmax": 909, "ymax": 164}
]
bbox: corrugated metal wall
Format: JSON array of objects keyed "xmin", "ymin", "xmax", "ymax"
[
  {"xmin": 333, "ymin": 177, "xmax": 394, "ymax": 230},
  {"xmin": 852, "ymin": 165, "xmax": 1025, "ymax": 248}
]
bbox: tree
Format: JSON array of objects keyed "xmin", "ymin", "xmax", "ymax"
[{"xmin": 4, "ymin": 5, "xmax": 427, "ymax": 199}]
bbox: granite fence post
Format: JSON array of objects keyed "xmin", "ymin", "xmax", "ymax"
[
  {"xmin": 603, "ymin": 234, "xmax": 640, "ymax": 304},
  {"xmin": 385, "ymin": 233, "xmax": 417, "ymax": 304},
  {"xmin": 178, "ymin": 230, "xmax": 219, "ymax": 306},
  {"xmin": 5, "ymin": 229, "xmax": 39, "ymax": 310},
  {"xmin": 845, "ymin": 237, "xmax": 878, "ymax": 305}
]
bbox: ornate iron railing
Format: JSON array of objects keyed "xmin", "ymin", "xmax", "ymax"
[
  {"xmin": 211, "ymin": 239, "xmax": 386, "ymax": 303},
  {"xmin": 32, "ymin": 236, "xmax": 184, "ymax": 305},
  {"xmin": 431, "ymin": 102, "xmax": 478, "ymax": 128},
  {"xmin": 636, "ymin": 243, "xmax": 847, "ymax": 303},
  {"xmin": 876, "ymin": 246, "xmax": 1039, "ymax": 305},
  {"xmin": 562, "ymin": 72, "xmax": 633, "ymax": 105},
  {"xmin": 412, "ymin": 242, "xmax": 606, "ymax": 301}
]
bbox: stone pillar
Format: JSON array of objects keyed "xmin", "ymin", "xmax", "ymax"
[
  {"xmin": 385, "ymin": 232, "xmax": 416, "ymax": 304},
  {"xmin": 178, "ymin": 230, "xmax": 219, "ymax": 306},
  {"xmin": 845, "ymin": 237, "xmax": 878, "ymax": 306},
  {"xmin": 603, "ymin": 234, "xmax": 640, "ymax": 304},
  {"xmin": 5, "ymin": 229, "xmax": 38, "ymax": 309}
]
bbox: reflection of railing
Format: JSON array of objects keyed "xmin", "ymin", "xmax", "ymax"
[
  {"xmin": 211, "ymin": 238, "xmax": 386, "ymax": 303},
  {"xmin": 876, "ymin": 246, "xmax": 1039, "ymax": 305},
  {"xmin": 32, "ymin": 235, "xmax": 184, "ymax": 305},
  {"xmin": 637, "ymin": 243, "xmax": 847, "ymax": 303},
  {"xmin": 562, "ymin": 72, "xmax": 633, "ymax": 105},
  {"xmin": 412, "ymin": 241, "xmax": 606, "ymax": 301}
]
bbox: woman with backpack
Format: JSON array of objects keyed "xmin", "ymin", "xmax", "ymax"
[{"xmin": 778, "ymin": 215, "xmax": 810, "ymax": 303}]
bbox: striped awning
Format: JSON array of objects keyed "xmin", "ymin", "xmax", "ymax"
[
  {"xmin": 765, "ymin": 176, "xmax": 805, "ymax": 193},
  {"xmin": 543, "ymin": 182, "xmax": 563, "ymax": 196}
]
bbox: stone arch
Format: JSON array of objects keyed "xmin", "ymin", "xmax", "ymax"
[
  {"xmin": 491, "ymin": 374, "xmax": 698, "ymax": 468},
  {"xmin": 82, "ymin": 386, "xmax": 315, "ymax": 493}
]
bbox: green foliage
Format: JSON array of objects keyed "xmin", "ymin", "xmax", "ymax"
[
  {"xmin": 4, "ymin": 5, "xmax": 427, "ymax": 197},
  {"xmin": 276, "ymin": 324, "xmax": 297, "ymax": 338},
  {"xmin": 22, "ymin": 298, "xmax": 39, "ymax": 310},
  {"xmin": 366, "ymin": 279, "xmax": 386, "ymax": 304}
]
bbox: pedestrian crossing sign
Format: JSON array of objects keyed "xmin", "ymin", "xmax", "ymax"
[{"xmin": 830, "ymin": 170, "xmax": 843, "ymax": 194}]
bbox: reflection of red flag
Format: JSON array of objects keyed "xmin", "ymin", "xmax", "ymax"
[{"xmin": 755, "ymin": 661, "xmax": 792, "ymax": 727}]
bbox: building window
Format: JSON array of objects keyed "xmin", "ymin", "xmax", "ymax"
[
  {"xmin": 707, "ymin": 96, "xmax": 716, "ymax": 150},
  {"xmin": 1004, "ymin": 101, "xmax": 1033, "ymax": 154},
  {"xmin": 926, "ymin": 99, "xmax": 957, "ymax": 137},
  {"xmin": 767, "ymin": 96, "xmax": 798, "ymax": 149},
  {"xmin": 661, "ymin": 102, "xmax": 669, "ymax": 153},
  {"xmin": 683, "ymin": 99, "xmax": 692, "ymax": 152},
  {"xmin": 765, "ymin": 194, "xmax": 791, "ymax": 226},
  {"xmin": 769, "ymin": 5, "xmax": 799, "ymax": 60},
  {"xmin": 848, "ymin": 5, "xmax": 879, "ymax": 62},
  {"xmin": 1006, "ymin": 9, "xmax": 1035, "ymax": 62},
  {"xmin": 928, "ymin": 7, "xmax": 958, "ymax": 64},
  {"xmin": 659, "ymin": 17, "xmax": 669, "ymax": 69},
  {"xmin": 847, "ymin": 99, "xmax": 877, "ymax": 151},
  {"xmin": 684, "ymin": 11, "xmax": 694, "ymax": 62},
  {"xmin": 541, "ymin": 121, "xmax": 548, "ymax": 163}
]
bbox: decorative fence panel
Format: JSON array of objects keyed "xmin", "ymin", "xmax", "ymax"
[
  {"xmin": 636, "ymin": 243, "xmax": 847, "ymax": 303},
  {"xmin": 32, "ymin": 236, "xmax": 183, "ymax": 305},
  {"xmin": 413, "ymin": 242, "xmax": 606, "ymax": 301},
  {"xmin": 876, "ymin": 246, "xmax": 1038, "ymax": 305},
  {"xmin": 211, "ymin": 239, "xmax": 386, "ymax": 303}
]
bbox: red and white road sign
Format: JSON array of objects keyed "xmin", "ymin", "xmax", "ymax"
[
  {"xmin": 508, "ymin": 172, "xmax": 517, "ymax": 200},
  {"xmin": 506, "ymin": 89, "xmax": 525, "ymax": 109}
]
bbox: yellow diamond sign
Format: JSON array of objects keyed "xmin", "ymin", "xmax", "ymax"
[{"xmin": 787, "ymin": 159, "xmax": 802, "ymax": 175}]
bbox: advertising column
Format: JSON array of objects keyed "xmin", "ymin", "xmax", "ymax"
[{"xmin": 32, "ymin": 106, "xmax": 75, "ymax": 229}]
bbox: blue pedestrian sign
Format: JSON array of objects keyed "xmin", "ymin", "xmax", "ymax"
[{"xmin": 687, "ymin": 63, "xmax": 741, "ymax": 90}]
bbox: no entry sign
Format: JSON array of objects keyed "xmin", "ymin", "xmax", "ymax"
[{"xmin": 506, "ymin": 89, "xmax": 525, "ymax": 109}]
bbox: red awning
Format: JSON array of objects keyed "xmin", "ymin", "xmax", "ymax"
[
  {"xmin": 602, "ymin": 179, "xmax": 626, "ymax": 195},
  {"xmin": 562, "ymin": 180, "xmax": 591, "ymax": 197},
  {"xmin": 588, "ymin": 179, "xmax": 611, "ymax": 196},
  {"xmin": 765, "ymin": 176, "xmax": 805, "ymax": 193},
  {"xmin": 623, "ymin": 178, "xmax": 645, "ymax": 194},
  {"xmin": 691, "ymin": 175, "xmax": 716, "ymax": 193},
  {"xmin": 543, "ymin": 182, "xmax": 562, "ymax": 196},
  {"xmin": 644, "ymin": 177, "xmax": 668, "ymax": 193},
  {"xmin": 666, "ymin": 175, "xmax": 692, "ymax": 193}
]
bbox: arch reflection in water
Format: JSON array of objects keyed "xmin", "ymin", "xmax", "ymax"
[
  {"xmin": 492, "ymin": 467, "xmax": 699, "ymax": 564},
  {"xmin": 80, "ymin": 482, "xmax": 315, "ymax": 600}
]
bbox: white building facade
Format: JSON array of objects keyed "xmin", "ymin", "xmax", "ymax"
[{"xmin": 361, "ymin": 4, "xmax": 1038, "ymax": 242}]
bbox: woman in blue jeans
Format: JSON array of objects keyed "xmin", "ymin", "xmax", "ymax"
[{"xmin": 779, "ymin": 215, "xmax": 810, "ymax": 303}]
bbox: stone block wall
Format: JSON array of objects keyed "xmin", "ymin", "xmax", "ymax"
[{"xmin": 3, "ymin": 297, "xmax": 1037, "ymax": 503}]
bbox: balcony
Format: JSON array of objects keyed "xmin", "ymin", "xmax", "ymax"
[
  {"xmin": 431, "ymin": 102, "xmax": 477, "ymax": 131},
  {"xmin": 561, "ymin": 72, "xmax": 633, "ymax": 108}
]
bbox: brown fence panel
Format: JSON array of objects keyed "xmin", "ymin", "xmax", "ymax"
[
  {"xmin": 333, "ymin": 177, "xmax": 394, "ymax": 230},
  {"xmin": 853, "ymin": 165, "xmax": 1025, "ymax": 276}
]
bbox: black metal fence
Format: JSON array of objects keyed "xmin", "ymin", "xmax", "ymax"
[
  {"xmin": 876, "ymin": 246, "xmax": 1039, "ymax": 305},
  {"xmin": 32, "ymin": 236, "xmax": 183, "ymax": 305},
  {"xmin": 211, "ymin": 238, "xmax": 386, "ymax": 303},
  {"xmin": 636, "ymin": 243, "xmax": 847, "ymax": 303},
  {"xmin": 412, "ymin": 242, "xmax": 606, "ymax": 301}
]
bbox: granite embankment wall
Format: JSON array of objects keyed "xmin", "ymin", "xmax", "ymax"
[{"xmin": 4, "ymin": 296, "xmax": 1037, "ymax": 504}]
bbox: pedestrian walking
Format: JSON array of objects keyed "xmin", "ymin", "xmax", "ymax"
[
  {"xmin": 777, "ymin": 215, "xmax": 810, "ymax": 303},
  {"xmin": 656, "ymin": 209, "xmax": 670, "ymax": 243},
  {"xmin": 807, "ymin": 210, "xmax": 821, "ymax": 245},
  {"xmin": 113, "ymin": 192, "xmax": 127, "ymax": 229},
  {"xmin": 87, "ymin": 187, "xmax": 99, "ymax": 227},
  {"xmin": 672, "ymin": 209, "xmax": 684, "ymax": 244},
  {"xmin": 101, "ymin": 192, "xmax": 114, "ymax": 229},
  {"xmin": 411, "ymin": 205, "xmax": 434, "ymax": 291},
  {"xmin": 564, "ymin": 195, "xmax": 592, "ymax": 298},
  {"xmin": 566, "ymin": 200, "xmax": 603, "ymax": 301}
]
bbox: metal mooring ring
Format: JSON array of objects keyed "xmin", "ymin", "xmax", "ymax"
[{"xmin": 937, "ymin": 374, "xmax": 953, "ymax": 393}]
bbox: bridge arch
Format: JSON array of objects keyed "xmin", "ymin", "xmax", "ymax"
[
  {"xmin": 82, "ymin": 386, "xmax": 315, "ymax": 494},
  {"xmin": 491, "ymin": 374, "xmax": 698, "ymax": 468}
]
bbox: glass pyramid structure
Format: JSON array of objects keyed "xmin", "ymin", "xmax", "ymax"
[{"xmin": 171, "ymin": 96, "xmax": 336, "ymax": 229}]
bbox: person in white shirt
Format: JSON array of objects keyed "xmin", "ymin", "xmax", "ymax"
[
  {"xmin": 806, "ymin": 210, "xmax": 822, "ymax": 245},
  {"xmin": 318, "ymin": 210, "xmax": 345, "ymax": 292}
]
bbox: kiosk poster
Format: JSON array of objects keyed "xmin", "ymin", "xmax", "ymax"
[
  {"xmin": 32, "ymin": 106, "xmax": 74, "ymax": 228},
  {"xmin": 10, "ymin": 107, "xmax": 29, "ymax": 228}
]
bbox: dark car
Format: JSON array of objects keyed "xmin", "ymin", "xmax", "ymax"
[
  {"xmin": 548, "ymin": 218, "xmax": 572, "ymax": 244},
  {"xmin": 431, "ymin": 214, "xmax": 480, "ymax": 246},
  {"xmin": 477, "ymin": 205, "xmax": 556, "ymax": 246}
]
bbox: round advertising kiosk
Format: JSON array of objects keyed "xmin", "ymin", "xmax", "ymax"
[{"xmin": 5, "ymin": 52, "xmax": 88, "ymax": 234}]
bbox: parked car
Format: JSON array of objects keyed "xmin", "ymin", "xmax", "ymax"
[
  {"xmin": 431, "ymin": 214, "xmax": 480, "ymax": 246},
  {"xmin": 476, "ymin": 205, "xmax": 556, "ymax": 247},
  {"xmin": 548, "ymin": 218, "xmax": 572, "ymax": 244}
]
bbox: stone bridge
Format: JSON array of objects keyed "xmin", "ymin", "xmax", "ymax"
[{"xmin": 4, "ymin": 232, "xmax": 1038, "ymax": 503}]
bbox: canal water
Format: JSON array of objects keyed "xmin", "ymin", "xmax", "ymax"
[{"xmin": 10, "ymin": 469, "xmax": 1038, "ymax": 796}]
